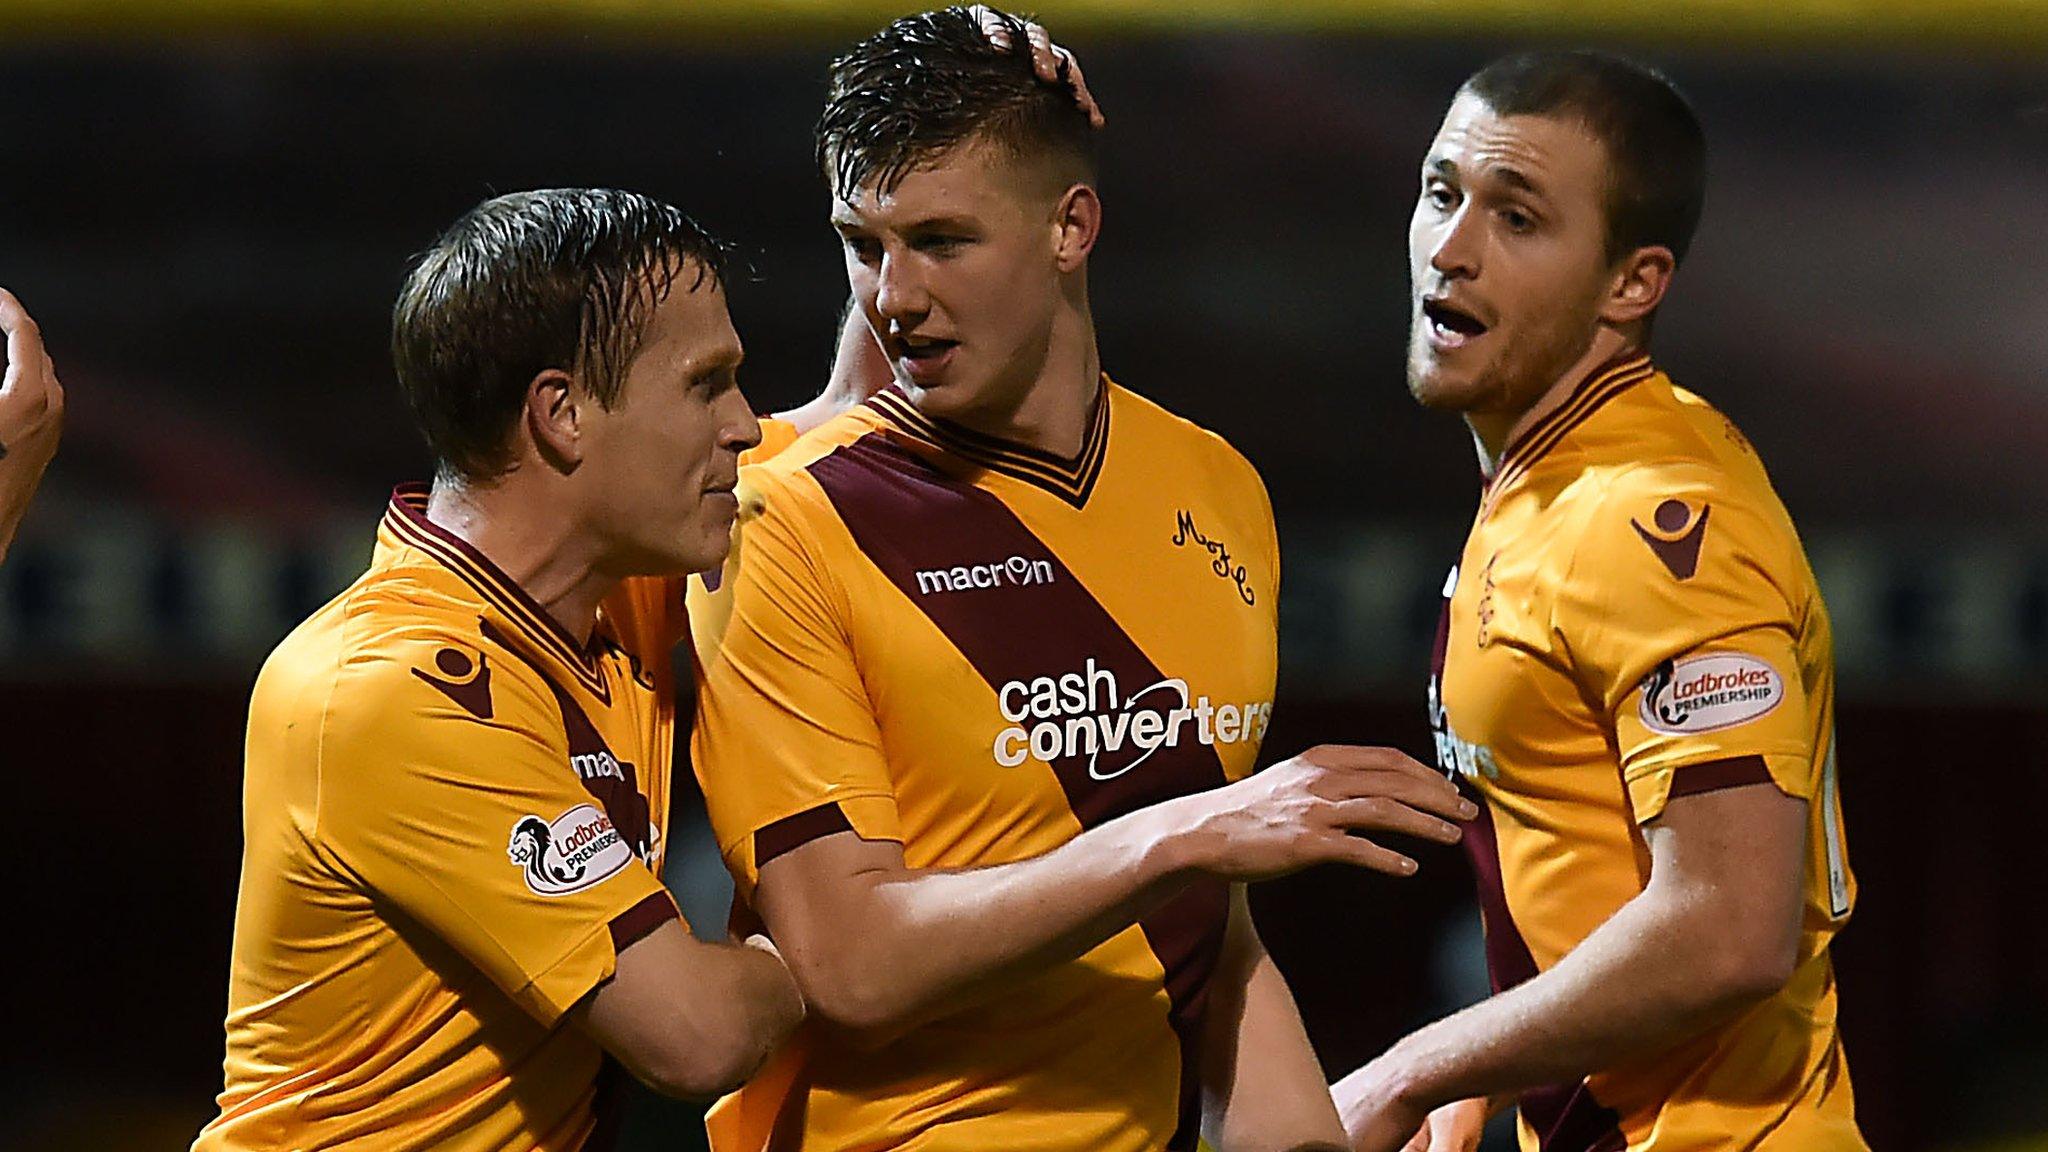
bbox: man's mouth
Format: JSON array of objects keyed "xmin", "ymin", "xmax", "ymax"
[
  {"xmin": 892, "ymin": 334, "xmax": 959, "ymax": 363},
  {"xmin": 1421, "ymin": 298, "xmax": 1489, "ymax": 348}
]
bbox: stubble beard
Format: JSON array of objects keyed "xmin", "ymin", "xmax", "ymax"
[{"xmin": 1406, "ymin": 307, "xmax": 1600, "ymax": 427}]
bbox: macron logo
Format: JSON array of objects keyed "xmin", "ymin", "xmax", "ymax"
[{"xmin": 915, "ymin": 555, "xmax": 1057, "ymax": 595}]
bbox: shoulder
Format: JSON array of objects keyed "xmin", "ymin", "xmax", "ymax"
[
  {"xmin": 1108, "ymin": 381, "xmax": 1270, "ymax": 503},
  {"xmin": 1561, "ymin": 456, "xmax": 1792, "ymax": 585},
  {"xmin": 729, "ymin": 405, "xmax": 893, "ymax": 535},
  {"xmin": 280, "ymin": 569, "xmax": 557, "ymax": 759},
  {"xmin": 745, "ymin": 402, "xmax": 887, "ymax": 486},
  {"xmin": 1556, "ymin": 373, "xmax": 1788, "ymax": 548}
]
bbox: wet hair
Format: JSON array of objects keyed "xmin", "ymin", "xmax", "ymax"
[
  {"xmin": 391, "ymin": 187, "xmax": 730, "ymax": 482},
  {"xmin": 1461, "ymin": 49, "xmax": 1707, "ymax": 265},
  {"xmin": 816, "ymin": 5, "xmax": 1097, "ymax": 200}
]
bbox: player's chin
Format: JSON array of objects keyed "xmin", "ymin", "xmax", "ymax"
[
  {"xmin": 677, "ymin": 520, "xmax": 737, "ymax": 576},
  {"xmin": 622, "ymin": 521, "xmax": 731, "ymax": 580},
  {"xmin": 1407, "ymin": 362, "xmax": 1479, "ymax": 412}
]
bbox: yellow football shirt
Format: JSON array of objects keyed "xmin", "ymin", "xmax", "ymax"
[
  {"xmin": 1432, "ymin": 355, "xmax": 1864, "ymax": 1150},
  {"xmin": 690, "ymin": 380, "xmax": 1280, "ymax": 1151},
  {"xmin": 195, "ymin": 486, "xmax": 684, "ymax": 1152}
]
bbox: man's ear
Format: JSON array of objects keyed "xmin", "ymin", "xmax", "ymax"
[
  {"xmin": 524, "ymin": 368, "xmax": 584, "ymax": 474},
  {"xmin": 1052, "ymin": 183, "xmax": 1101, "ymax": 273},
  {"xmin": 1600, "ymin": 245, "xmax": 1676, "ymax": 327}
]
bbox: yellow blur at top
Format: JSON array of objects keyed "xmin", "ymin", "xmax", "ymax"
[{"xmin": 3, "ymin": 0, "xmax": 2046, "ymax": 48}]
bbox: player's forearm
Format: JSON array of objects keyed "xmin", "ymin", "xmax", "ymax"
[
  {"xmin": 666, "ymin": 936, "xmax": 806, "ymax": 1092},
  {"xmin": 584, "ymin": 920, "xmax": 805, "ymax": 1099},
  {"xmin": 1358, "ymin": 885, "xmax": 1784, "ymax": 1110},
  {"xmin": 0, "ymin": 447, "xmax": 54, "ymax": 561},
  {"xmin": 1201, "ymin": 911, "xmax": 1348, "ymax": 1152},
  {"xmin": 775, "ymin": 297, "xmax": 891, "ymax": 434},
  {"xmin": 806, "ymin": 794, "xmax": 1211, "ymax": 1032}
]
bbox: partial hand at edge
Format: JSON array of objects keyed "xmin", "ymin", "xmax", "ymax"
[{"xmin": 0, "ymin": 287, "xmax": 66, "ymax": 561}]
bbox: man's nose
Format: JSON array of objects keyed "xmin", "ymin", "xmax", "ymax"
[
  {"xmin": 874, "ymin": 251, "xmax": 930, "ymax": 322},
  {"xmin": 1428, "ymin": 206, "xmax": 1482, "ymax": 281},
  {"xmin": 717, "ymin": 384, "xmax": 761, "ymax": 451}
]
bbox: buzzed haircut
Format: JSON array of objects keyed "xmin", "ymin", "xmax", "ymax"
[
  {"xmin": 392, "ymin": 187, "xmax": 730, "ymax": 483},
  {"xmin": 816, "ymin": 5, "xmax": 1097, "ymax": 200},
  {"xmin": 1462, "ymin": 49, "xmax": 1707, "ymax": 266}
]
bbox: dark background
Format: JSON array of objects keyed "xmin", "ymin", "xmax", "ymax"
[{"xmin": 2, "ymin": 4, "xmax": 2044, "ymax": 1149}]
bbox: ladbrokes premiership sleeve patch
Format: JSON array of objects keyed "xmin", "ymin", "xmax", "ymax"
[
  {"xmin": 1637, "ymin": 651, "xmax": 1786, "ymax": 736},
  {"xmin": 1556, "ymin": 465, "xmax": 1820, "ymax": 823},
  {"xmin": 1616, "ymin": 632, "xmax": 1813, "ymax": 824},
  {"xmin": 507, "ymin": 803, "xmax": 635, "ymax": 896}
]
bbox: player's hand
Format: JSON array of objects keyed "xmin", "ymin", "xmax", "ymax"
[
  {"xmin": 1400, "ymin": 1097, "xmax": 1490, "ymax": 1151},
  {"xmin": 971, "ymin": 5, "xmax": 1107, "ymax": 127},
  {"xmin": 0, "ymin": 287, "xmax": 65, "ymax": 559},
  {"xmin": 1333, "ymin": 1059, "xmax": 1434, "ymax": 1152},
  {"xmin": 1183, "ymin": 745, "xmax": 1473, "ymax": 882}
]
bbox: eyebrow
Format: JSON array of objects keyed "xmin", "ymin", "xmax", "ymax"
[
  {"xmin": 830, "ymin": 211, "xmax": 980, "ymax": 234},
  {"xmin": 1494, "ymin": 166, "xmax": 1545, "ymax": 198},
  {"xmin": 690, "ymin": 345, "xmax": 744, "ymax": 375},
  {"xmin": 901, "ymin": 214, "xmax": 979, "ymax": 232},
  {"xmin": 1427, "ymin": 156, "xmax": 1548, "ymax": 201}
]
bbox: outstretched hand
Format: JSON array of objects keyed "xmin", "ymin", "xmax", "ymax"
[{"xmin": 1184, "ymin": 744, "xmax": 1475, "ymax": 883}]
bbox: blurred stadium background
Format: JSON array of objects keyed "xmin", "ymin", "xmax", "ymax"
[{"xmin": 3, "ymin": 1, "xmax": 2044, "ymax": 1148}]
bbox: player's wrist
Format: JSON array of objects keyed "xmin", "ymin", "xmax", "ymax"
[{"xmin": 1123, "ymin": 793, "xmax": 1215, "ymax": 883}]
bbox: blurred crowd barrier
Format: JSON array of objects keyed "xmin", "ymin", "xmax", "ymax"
[{"xmin": 2, "ymin": 513, "xmax": 2041, "ymax": 695}]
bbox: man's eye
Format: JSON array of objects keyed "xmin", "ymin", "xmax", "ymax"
[
  {"xmin": 844, "ymin": 237, "xmax": 880, "ymax": 262},
  {"xmin": 1424, "ymin": 186, "xmax": 1457, "ymax": 211},
  {"xmin": 692, "ymin": 370, "xmax": 736, "ymax": 396},
  {"xmin": 1501, "ymin": 208, "xmax": 1535, "ymax": 233}
]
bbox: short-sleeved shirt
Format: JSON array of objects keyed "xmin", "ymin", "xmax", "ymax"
[
  {"xmin": 689, "ymin": 379, "xmax": 1280, "ymax": 1151},
  {"xmin": 1431, "ymin": 355, "xmax": 1864, "ymax": 1150},
  {"xmin": 195, "ymin": 485, "xmax": 684, "ymax": 1152}
]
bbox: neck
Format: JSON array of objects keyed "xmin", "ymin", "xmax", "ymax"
[
  {"xmin": 948, "ymin": 297, "xmax": 1102, "ymax": 458},
  {"xmin": 425, "ymin": 475, "xmax": 615, "ymax": 646},
  {"xmin": 1468, "ymin": 327, "xmax": 1638, "ymax": 476}
]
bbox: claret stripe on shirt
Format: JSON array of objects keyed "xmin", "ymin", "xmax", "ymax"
[
  {"xmin": 805, "ymin": 428, "xmax": 1226, "ymax": 1152},
  {"xmin": 1486, "ymin": 354, "xmax": 1655, "ymax": 507},
  {"xmin": 383, "ymin": 484, "xmax": 611, "ymax": 701}
]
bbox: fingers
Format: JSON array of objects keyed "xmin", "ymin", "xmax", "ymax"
[
  {"xmin": 1058, "ymin": 46, "xmax": 1107, "ymax": 128},
  {"xmin": 1022, "ymin": 23, "xmax": 1108, "ymax": 128},
  {"xmin": 1318, "ymin": 830, "xmax": 1420, "ymax": 878},
  {"xmin": 0, "ymin": 287, "xmax": 44, "ymax": 398},
  {"xmin": 1024, "ymin": 22, "xmax": 1057, "ymax": 81},
  {"xmin": 1328, "ymin": 796, "xmax": 1463, "ymax": 846},
  {"xmin": 1297, "ymin": 745, "xmax": 1476, "ymax": 821},
  {"xmin": 970, "ymin": 7, "xmax": 1108, "ymax": 128},
  {"xmin": 1353, "ymin": 772, "xmax": 1477, "ymax": 825},
  {"xmin": 969, "ymin": 5, "xmax": 1011, "ymax": 49}
]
